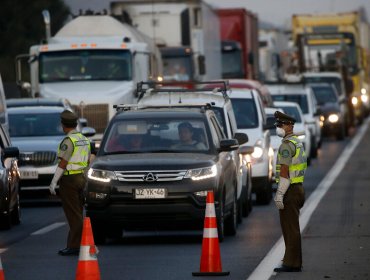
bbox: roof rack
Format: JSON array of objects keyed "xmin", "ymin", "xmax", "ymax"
[
  {"xmin": 113, "ymin": 102, "xmax": 215, "ymax": 112},
  {"xmin": 136, "ymin": 81, "xmax": 230, "ymax": 102}
]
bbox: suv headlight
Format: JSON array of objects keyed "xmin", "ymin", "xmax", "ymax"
[
  {"xmin": 328, "ymin": 113, "xmax": 339, "ymax": 123},
  {"xmin": 87, "ymin": 168, "xmax": 117, "ymax": 183},
  {"xmin": 185, "ymin": 165, "xmax": 217, "ymax": 181}
]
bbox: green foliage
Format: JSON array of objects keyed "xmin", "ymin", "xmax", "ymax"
[{"xmin": 0, "ymin": 0, "xmax": 70, "ymax": 82}]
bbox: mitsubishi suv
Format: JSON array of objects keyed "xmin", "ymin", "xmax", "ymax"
[{"xmin": 85, "ymin": 102, "xmax": 249, "ymax": 243}]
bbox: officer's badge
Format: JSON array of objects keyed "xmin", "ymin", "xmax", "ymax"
[
  {"xmin": 61, "ymin": 144, "xmax": 68, "ymax": 151},
  {"xmin": 281, "ymin": 149, "xmax": 290, "ymax": 158}
]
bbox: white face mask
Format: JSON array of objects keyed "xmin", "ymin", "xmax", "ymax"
[{"xmin": 276, "ymin": 127, "xmax": 286, "ymax": 138}]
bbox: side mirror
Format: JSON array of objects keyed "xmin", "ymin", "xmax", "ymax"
[
  {"xmin": 81, "ymin": 127, "xmax": 96, "ymax": 137},
  {"xmin": 78, "ymin": 118, "xmax": 88, "ymax": 127},
  {"xmin": 3, "ymin": 147, "xmax": 19, "ymax": 159},
  {"xmin": 219, "ymin": 139, "xmax": 239, "ymax": 152},
  {"xmin": 198, "ymin": 55, "xmax": 206, "ymax": 75},
  {"xmin": 239, "ymin": 145, "xmax": 254, "ymax": 155},
  {"xmin": 234, "ymin": 132, "xmax": 248, "ymax": 145},
  {"xmin": 18, "ymin": 81, "xmax": 32, "ymax": 98}
]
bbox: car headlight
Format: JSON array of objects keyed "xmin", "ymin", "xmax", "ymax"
[
  {"xmin": 352, "ymin": 96, "xmax": 358, "ymax": 106},
  {"xmin": 361, "ymin": 94, "xmax": 368, "ymax": 103},
  {"xmin": 252, "ymin": 146, "xmax": 263, "ymax": 159},
  {"xmin": 87, "ymin": 168, "xmax": 117, "ymax": 183},
  {"xmin": 361, "ymin": 88, "xmax": 367, "ymax": 95},
  {"xmin": 185, "ymin": 165, "xmax": 217, "ymax": 181},
  {"xmin": 328, "ymin": 114, "xmax": 339, "ymax": 123}
]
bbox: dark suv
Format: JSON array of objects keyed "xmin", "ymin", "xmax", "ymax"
[{"xmin": 85, "ymin": 103, "xmax": 248, "ymax": 243}]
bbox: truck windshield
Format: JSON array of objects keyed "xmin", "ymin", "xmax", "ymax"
[
  {"xmin": 162, "ymin": 56, "xmax": 192, "ymax": 82},
  {"xmin": 39, "ymin": 50, "xmax": 132, "ymax": 83},
  {"xmin": 222, "ymin": 50, "xmax": 244, "ymax": 79}
]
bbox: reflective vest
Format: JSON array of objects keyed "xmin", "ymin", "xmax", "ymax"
[
  {"xmin": 58, "ymin": 132, "xmax": 90, "ymax": 175},
  {"xmin": 276, "ymin": 135, "xmax": 307, "ymax": 184}
]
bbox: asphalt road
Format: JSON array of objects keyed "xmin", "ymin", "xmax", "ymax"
[{"xmin": 0, "ymin": 127, "xmax": 356, "ymax": 280}]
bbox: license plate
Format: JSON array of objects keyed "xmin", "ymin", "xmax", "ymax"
[
  {"xmin": 20, "ymin": 170, "xmax": 38, "ymax": 179},
  {"xmin": 134, "ymin": 188, "xmax": 166, "ymax": 199}
]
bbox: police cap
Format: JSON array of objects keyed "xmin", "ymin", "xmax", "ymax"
[
  {"xmin": 60, "ymin": 110, "xmax": 78, "ymax": 127},
  {"xmin": 274, "ymin": 111, "xmax": 296, "ymax": 126}
]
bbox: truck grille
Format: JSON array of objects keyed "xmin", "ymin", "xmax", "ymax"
[
  {"xmin": 115, "ymin": 170, "xmax": 187, "ymax": 182},
  {"xmin": 73, "ymin": 103, "xmax": 109, "ymax": 134},
  {"xmin": 18, "ymin": 151, "xmax": 57, "ymax": 167}
]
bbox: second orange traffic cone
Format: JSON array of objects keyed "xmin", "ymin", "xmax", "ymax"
[
  {"xmin": 0, "ymin": 254, "xmax": 5, "ymax": 280},
  {"xmin": 192, "ymin": 191, "xmax": 230, "ymax": 276},
  {"xmin": 76, "ymin": 217, "xmax": 101, "ymax": 280}
]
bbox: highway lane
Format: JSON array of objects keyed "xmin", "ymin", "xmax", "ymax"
[{"xmin": 0, "ymin": 130, "xmax": 356, "ymax": 280}]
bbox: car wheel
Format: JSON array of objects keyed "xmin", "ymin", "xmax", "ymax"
[
  {"xmin": 225, "ymin": 191, "xmax": 237, "ymax": 236},
  {"xmin": 216, "ymin": 196, "xmax": 225, "ymax": 242},
  {"xmin": 237, "ymin": 196, "xmax": 243, "ymax": 224},
  {"xmin": 336, "ymin": 124, "xmax": 345, "ymax": 140},
  {"xmin": 242, "ymin": 174, "xmax": 253, "ymax": 217},
  {"xmin": 11, "ymin": 193, "xmax": 21, "ymax": 225},
  {"xmin": 0, "ymin": 204, "xmax": 11, "ymax": 230},
  {"xmin": 310, "ymin": 136, "xmax": 318, "ymax": 158},
  {"xmin": 256, "ymin": 177, "xmax": 272, "ymax": 205},
  {"xmin": 90, "ymin": 219, "xmax": 106, "ymax": 245}
]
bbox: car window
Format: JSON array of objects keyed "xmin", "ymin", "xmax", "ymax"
[
  {"xmin": 271, "ymin": 94, "xmax": 309, "ymax": 114},
  {"xmin": 279, "ymin": 106, "xmax": 302, "ymax": 123},
  {"xmin": 311, "ymin": 86, "xmax": 338, "ymax": 105},
  {"xmin": 103, "ymin": 118, "xmax": 209, "ymax": 154},
  {"xmin": 8, "ymin": 112, "xmax": 64, "ymax": 137},
  {"xmin": 210, "ymin": 107, "xmax": 227, "ymax": 135},
  {"xmin": 230, "ymin": 98, "xmax": 259, "ymax": 129}
]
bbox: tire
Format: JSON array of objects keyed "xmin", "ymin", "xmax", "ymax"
[
  {"xmin": 11, "ymin": 194, "xmax": 21, "ymax": 225},
  {"xmin": 90, "ymin": 219, "xmax": 106, "ymax": 245},
  {"xmin": 336, "ymin": 124, "xmax": 345, "ymax": 141},
  {"xmin": 242, "ymin": 176, "xmax": 253, "ymax": 217},
  {"xmin": 216, "ymin": 196, "xmax": 225, "ymax": 242},
  {"xmin": 310, "ymin": 136, "xmax": 318, "ymax": 159},
  {"xmin": 225, "ymin": 191, "xmax": 237, "ymax": 236},
  {"xmin": 237, "ymin": 197, "xmax": 243, "ymax": 224},
  {"xmin": 0, "ymin": 204, "xmax": 11, "ymax": 230},
  {"xmin": 255, "ymin": 177, "xmax": 272, "ymax": 205}
]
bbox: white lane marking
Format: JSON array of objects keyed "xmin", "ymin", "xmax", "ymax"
[
  {"xmin": 31, "ymin": 222, "xmax": 66, "ymax": 235},
  {"xmin": 247, "ymin": 118, "xmax": 369, "ymax": 280},
  {"xmin": 0, "ymin": 248, "xmax": 8, "ymax": 254}
]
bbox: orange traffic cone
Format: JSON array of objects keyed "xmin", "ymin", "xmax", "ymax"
[
  {"xmin": 192, "ymin": 191, "xmax": 230, "ymax": 276},
  {"xmin": 76, "ymin": 217, "xmax": 101, "ymax": 280},
  {"xmin": 0, "ymin": 254, "xmax": 5, "ymax": 280}
]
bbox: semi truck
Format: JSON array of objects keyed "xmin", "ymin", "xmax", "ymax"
[
  {"xmin": 111, "ymin": 0, "xmax": 222, "ymax": 82},
  {"xmin": 16, "ymin": 12, "xmax": 163, "ymax": 140},
  {"xmin": 291, "ymin": 11, "xmax": 370, "ymax": 124},
  {"xmin": 216, "ymin": 8, "xmax": 259, "ymax": 80}
]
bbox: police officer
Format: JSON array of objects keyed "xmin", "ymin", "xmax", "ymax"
[
  {"xmin": 49, "ymin": 110, "xmax": 91, "ymax": 256},
  {"xmin": 273, "ymin": 111, "xmax": 307, "ymax": 272}
]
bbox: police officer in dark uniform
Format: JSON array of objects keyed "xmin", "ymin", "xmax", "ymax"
[
  {"xmin": 49, "ymin": 110, "xmax": 91, "ymax": 256},
  {"xmin": 273, "ymin": 111, "xmax": 307, "ymax": 272}
]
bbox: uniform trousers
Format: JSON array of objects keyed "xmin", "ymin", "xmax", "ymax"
[
  {"xmin": 59, "ymin": 173, "xmax": 86, "ymax": 249},
  {"xmin": 279, "ymin": 183, "xmax": 305, "ymax": 268}
]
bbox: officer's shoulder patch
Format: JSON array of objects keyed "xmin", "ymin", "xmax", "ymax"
[
  {"xmin": 281, "ymin": 149, "xmax": 290, "ymax": 158},
  {"xmin": 60, "ymin": 144, "xmax": 68, "ymax": 151}
]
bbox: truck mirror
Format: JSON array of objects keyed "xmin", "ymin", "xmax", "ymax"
[{"xmin": 198, "ymin": 55, "xmax": 206, "ymax": 75}]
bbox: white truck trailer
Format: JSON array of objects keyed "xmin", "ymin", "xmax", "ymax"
[
  {"xmin": 110, "ymin": 0, "xmax": 222, "ymax": 82},
  {"xmin": 16, "ymin": 13, "xmax": 163, "ymax": 140}
]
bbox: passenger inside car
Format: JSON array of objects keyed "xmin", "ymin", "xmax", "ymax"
[{"xmin": 171, "ymin": 122, "xmax": 206, "ymax": 150}]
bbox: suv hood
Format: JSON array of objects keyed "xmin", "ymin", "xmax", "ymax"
[
  {"xmin": 319, "ymin": 102, "xmax": 340, "ymax": 114},
  {"xmin": 12, "ymin": 136, "xmax": 64, "ymax": 152},
  {"xmin": 39, "ymin": 81, "xmax": 134, "ymax": 104},
  {"xmin": 92, "ymin": 153, "xmax": 217, "ymax": 171}
]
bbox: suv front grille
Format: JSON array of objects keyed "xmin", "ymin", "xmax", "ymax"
[
  {"xmin": 115, "ymin": 170, "xmax": 187, "ymax": 182},
  {"xmin": 19, "ymin": 151, "xmax": 57, "ymax": 167},
  {"xmin": 72, "ymin": 103, "xmax": 109, "ymax": 134}
]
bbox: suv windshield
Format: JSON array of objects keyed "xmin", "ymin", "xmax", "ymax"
[
  {"xmin": 311, "ymin": 86, "xmax": 338, "ymax": 105},
  {"xmin": 272, "ymin": 94, "xmax": 309, "ymax": 114},
  {"xmin": 103, "ymin": 118, "xmax": 209, "ymax": 154},
  {"xmin": 230, "ymin": 98, "xmax": 259, "ymax": 129}
]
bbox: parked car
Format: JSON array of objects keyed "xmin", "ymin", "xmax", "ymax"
[
  {"xmin": 266, "ymin": 82, "xmax": 322, "ymax": 159},
  {"xmin": 138, "ymin": 81, "xmax": 253, "ymax": 220},
  {"xmin": 0, "ymin": 123, "xmax": 20, "ymax": 229},
  {"xmin": 86, "ymin": 102, "xmax": 249, "ymax": 243},
  {"xmin": 7, "ymin": 105, "xmax": 95, "ymax": 197},
  {"xmin": 273, "ymin": 101, "xmax": 312, "ymax": 165},
  {"xmin": 229, "ymin": 88, "xmax": 275, "ymax": 204},
  {"xmin": 309, "ymin": 83, "xmax": 346, "ymax": 140}
]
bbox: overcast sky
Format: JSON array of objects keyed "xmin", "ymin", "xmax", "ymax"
[{"xmin": 66, "ymin": 0, "xmax": 370, "ymax": 29}]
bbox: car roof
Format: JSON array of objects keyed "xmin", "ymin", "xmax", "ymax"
[
  {"xmin": 228, "ymin": 88, "xmax": 255, "ymax": 99},
  {"xmin": 6, "ymin": 98, "xmax": 71, "ymax": 108},
  {"xmin": 266, "ymin": 83, "xmax": 310, "ymax": 95},
  {"xmin": 8, "ymin": 106, "xmax": 65, "ymax": 114},
  {"xmin": 273, "ymin": 101, "xmax": 301, "ymax": 108}
]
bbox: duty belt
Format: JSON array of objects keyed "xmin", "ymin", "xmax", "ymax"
[{"xmin": 63, "ymin": 170, "xmax": 84, "ymax": 175}]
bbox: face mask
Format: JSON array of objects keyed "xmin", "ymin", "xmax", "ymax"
[{"xmin": 276, "ymin": 127, "xmax": 285, "ymax": 138}]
